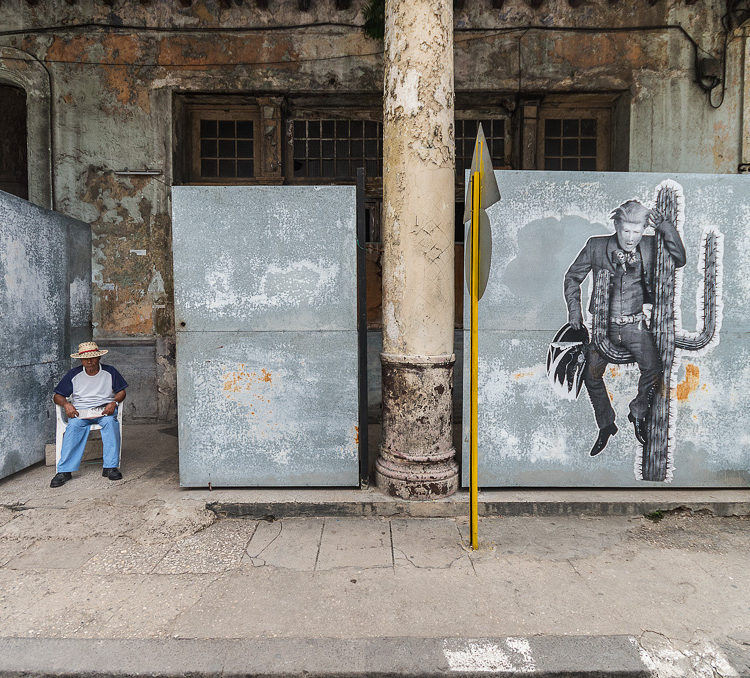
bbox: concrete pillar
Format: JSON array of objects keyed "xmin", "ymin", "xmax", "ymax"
[{"xmin": 375, "ymin": 0, "xmax": 458, "ymax": 499}]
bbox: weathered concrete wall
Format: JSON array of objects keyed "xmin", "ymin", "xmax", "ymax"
[
  {"xmin": 0, "ymin": 190, "xmax": 91, "ymax": 480},
  {"xmin": 0, "ymin": 0, "xmax": 744, "ymax": 424},
  {"xmin": 464, "ymin": 171, "xmax": 749, "ymax": 487}
]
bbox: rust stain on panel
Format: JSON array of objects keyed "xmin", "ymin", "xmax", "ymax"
[
  {"xmin": 222, "ymin": 366, "xmax": 276, "ymax": 418},
  {"xmin": 676, "ymin": 364, "xmax": 700, "ymax": 401}
]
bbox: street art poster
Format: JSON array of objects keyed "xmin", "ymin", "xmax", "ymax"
[{"xmin": 462, "ymin": 172, "xmax": 749, "ymax": 487}]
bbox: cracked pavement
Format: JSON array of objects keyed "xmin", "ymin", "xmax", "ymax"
[{"xmin": 0, "ymin": 424, "xmax": 749, "ymax": 677}]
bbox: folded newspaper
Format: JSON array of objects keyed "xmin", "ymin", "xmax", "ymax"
[{"xmin": 77, "ymin": 406, "xmax": 107, "ymax": 419}]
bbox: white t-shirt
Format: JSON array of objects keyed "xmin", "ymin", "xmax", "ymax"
[{"xmin": 54, "ymin": 364, "xmax": 128, "ymax": 410}]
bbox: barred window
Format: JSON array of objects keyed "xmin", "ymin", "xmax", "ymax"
[
  {"xmin": 543, "ymin": 118, "xmax": 597, "ymax": 171},
  {"xmin": 185, "ymin": 104, "xmax": 261, "ymax": 184},
  {"xmin": 291, "ymin": 119, "xmax": 383, "ymax": 179},
  {"xmin": 536, "ymin": 102, "xmax": 612, "ymax": 173},
  {"xmin": 199, "ymin": 119, "xmax": 255, "ymax": 179}
]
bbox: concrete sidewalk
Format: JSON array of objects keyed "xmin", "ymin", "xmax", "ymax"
[{"xmin": 0, "ymin": 424, "xmax": 749, "ymax": 677}]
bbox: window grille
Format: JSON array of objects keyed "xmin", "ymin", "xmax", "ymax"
[
  {"xmin": 543, "ymin": 118, "xmax": 597, "ymax": 171},
  {"xmin": 198, "ymin": 118, "xmax": 255, "ymax": 179},
  {"xmin": 291, "ymin": 119, "xmax": 383, "ymax": 179}
]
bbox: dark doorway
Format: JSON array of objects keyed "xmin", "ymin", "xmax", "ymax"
[{"xmin": 0, "ymin": 84, "xmax": 28, "ymax": 200}]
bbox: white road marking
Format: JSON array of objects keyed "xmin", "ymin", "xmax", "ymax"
[
  {"xmin": 633, "ymin": 636, "xmax": 738, "ymax": 678},
  {"xmin": 443, "ymin": 638, "xmax": 536, "ymax": 673}
]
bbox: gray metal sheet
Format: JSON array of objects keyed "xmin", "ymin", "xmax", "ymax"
[
  {"xmin": 0, "ymin": 361, "xmax": 67, "ymax": 479},
  {"xmin": 0, "ymin": 191, "xmax": 67, "ymax": 368},
  {"xmin": 172, "ymin": 185, "xmax": 359, "ymax": 487},
  {"xmin": 176, "ymin": 331, "xmax": 359, "ymax": 487},
  {"xmin": 172, "ymin": 186, "xmax": 356, "ymax": 333},
  {"xmin": 463, "ymin": 171, "xmax": 750, "ymax": 487},
  {"xmin": 0, "ymin": 190, "xmax": 91, "ymax": 480},
  {"xmin": 464, "ymin": 172, "xmax": 750, "ymax": 333}
]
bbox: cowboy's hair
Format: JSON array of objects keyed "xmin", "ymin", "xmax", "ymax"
[{"xmin": 609, "ymin": 199, "xmax": 651, "ymax": 227}]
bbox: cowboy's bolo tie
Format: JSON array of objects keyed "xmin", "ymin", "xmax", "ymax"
[{"xmin": 612, "ymin": 248, "xmax": 640, "ymax": 272}]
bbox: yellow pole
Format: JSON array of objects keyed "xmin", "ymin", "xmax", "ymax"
[{"xmin": 470, "ymin": 162, "xmax": 480, "ymax": 550}]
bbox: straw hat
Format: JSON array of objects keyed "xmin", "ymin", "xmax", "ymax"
[{"xmin": 70, "ymin": 341, "xmax": 108, "ymax": 359}]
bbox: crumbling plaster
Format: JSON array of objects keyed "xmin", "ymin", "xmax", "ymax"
[
  {"xmin": 0, "ymin": 0, "xmax": 744, "ymax": 422},
  {"xmin": 382, "ymin": 0, "xmax": 457, "ymax": 357}
]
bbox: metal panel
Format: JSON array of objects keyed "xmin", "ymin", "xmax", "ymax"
[
  {"xmin": 0, "ymin": 362, "xmax": 67, "ymax": 479},
  {"xmin": 172, "ymin": 186, "xmax": 358, "ymax": 487},
  {"xmin": 463, "ymin": 171, "xmax": 750, "ymax": 487},
  {"xmin": 0, "ymin": 192, "xmax": 67, "ymax": 368},
  {"xmin": 172, "ymin": 185, "xmax": 356, "ymax": 333},
  {"xmin": 0, "ymin": 190, "xmax": 91, "ymax": 480},
  {"xmin": 177, "ymin": 331, "xmax": 359, "ymax": 487}
]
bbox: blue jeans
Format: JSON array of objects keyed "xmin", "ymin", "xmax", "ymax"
[{"xmin": 57, "ymin": 410, "xmax": 120, "ymax": 472}]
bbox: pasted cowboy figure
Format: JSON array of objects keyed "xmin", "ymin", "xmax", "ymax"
[
  {"xmin": 49, "ymin": 341, "xmax": 128, "ymax": 488},
  {"xmin": 564, "ymin": 200, "xmax": 686, "ymax": 457}
]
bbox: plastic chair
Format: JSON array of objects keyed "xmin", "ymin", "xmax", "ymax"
[{"xmin": 55, "ymin": 403, "xmax": 124, "ymax": 467}]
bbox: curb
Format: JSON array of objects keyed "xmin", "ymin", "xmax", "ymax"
[
  {"xmin": 206, "ymin": 496, "xmax": 750, "ymax": 520},
  {"xmin": 0, "ymin": 635, "xmax": 655, "ymax": 677}
]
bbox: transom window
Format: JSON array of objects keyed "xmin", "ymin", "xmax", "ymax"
[
  {"xmin": 184, "ymin": 104, "xmax": 261, "ymax": 184},
  {"xmin": 536, "ymin": 101, "xmax": 613, "ymax": 173},
  {"xmin": 199, "ymin": 119, "xmax": 255, "ymax": 179},
  {"xmin": 543, "ymin": 118, "xmax": 597, "ymax": 171},
  {"xmin": 291, "ymin": 119, "xmax": 383, "ymax": 179}
]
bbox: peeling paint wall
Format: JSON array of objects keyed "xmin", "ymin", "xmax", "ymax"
[
  {"xmin": 0, "ymin": 190, "xmax": 91, "ymax": 480},
  {"xmin": 0, "ymin": 1, "xmax": 745, "ymax": 423},
  {"xmin": 382, "ymin": 0, "xmax": 456, "ymax": 357}
]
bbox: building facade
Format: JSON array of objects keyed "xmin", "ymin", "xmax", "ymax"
[{"xmin": 0, "ymin": 0, "xmax": 747, "ymax": 487}]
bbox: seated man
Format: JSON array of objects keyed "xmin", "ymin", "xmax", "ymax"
[{"xmin": 49, "ymin": 341, "xmax": 128, "ymax": 488}]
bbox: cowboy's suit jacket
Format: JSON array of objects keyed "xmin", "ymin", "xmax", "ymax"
[{"xmin": 563, "ymin": 219, "xmax": 687, "ymax": 326}]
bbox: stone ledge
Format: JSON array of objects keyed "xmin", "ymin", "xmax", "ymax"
[{"xmin": 205, "ymin": 488, "xmax": 750, "ymax": 519}]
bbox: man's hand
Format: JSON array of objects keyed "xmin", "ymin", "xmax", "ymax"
[
  {"xmin": 648, "ymin": 208, "xmax": 672, "ymax": 232},
  {"xmin": 568, "ymin": 316, "xmax": 583, "ymax": 330},
  {"xmin": 64, "ymin": 402, "xmax": 79, "ymax": 419},
  {"xmin": 102, "ymin": 402, "xmax": 117, "ymax": 417}
]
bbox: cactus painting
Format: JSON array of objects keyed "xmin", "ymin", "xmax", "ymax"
[
  {"xmin": 469, "ymin": 170, "xmax": 743, "ymax": 488},
  {"xmin": 588, "ymin": 181, "xmax": 723, "ymax": 481}
]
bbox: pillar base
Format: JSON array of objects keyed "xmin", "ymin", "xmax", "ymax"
[{"xmin": 375, "ymin": 353, "xmax": 458, "ymax": 500}]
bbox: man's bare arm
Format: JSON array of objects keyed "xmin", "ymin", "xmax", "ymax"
[
  {"xmin": 53, "ymin": 393, "xmax": 78, "ymax": 418},
  {"xmin": 102, "ymin": 390, "xmax": 126, "ymax": 417}
]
